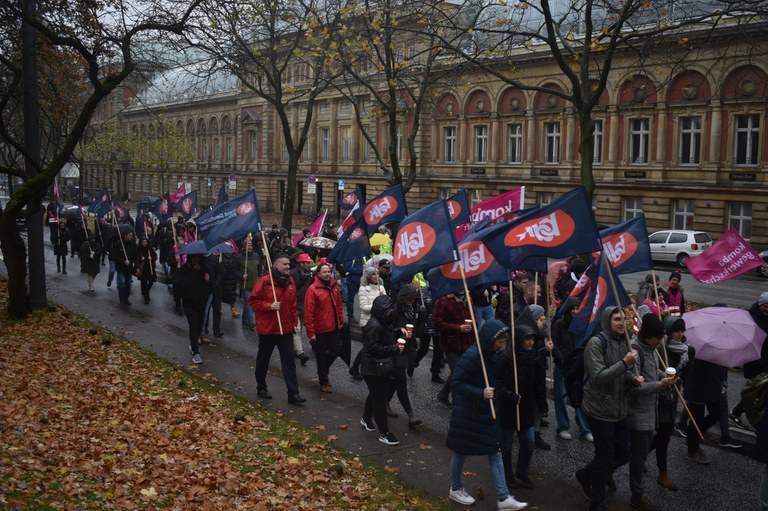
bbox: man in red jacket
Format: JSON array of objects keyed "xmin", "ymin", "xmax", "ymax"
[
  {"xmin": 248, "ymin": 253, "xmax": 306, "ymax": 405},
  {"xmin": 304, "ymin": 262, "xmax": 345, "ymax": 393}
]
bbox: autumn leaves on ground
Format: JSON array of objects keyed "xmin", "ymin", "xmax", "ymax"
[{"xmin": 0, "ymin": 281, "xmax": 443, "ymax": 510}]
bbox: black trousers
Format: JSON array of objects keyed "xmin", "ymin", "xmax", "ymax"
[
  {"xmin": 255, "ymin": 333, "xmax": 299, "ymax": 395},
  {"xmin": 183, "ymin": 305, "xmax": 205, "ymax": 355},
  {"xmin": 363, "ymin": 375, "xmax": 395, "ymax": 434},
  {"xmin": 581, "ymin": 415, "xmax": 630, "ymax": 510}
]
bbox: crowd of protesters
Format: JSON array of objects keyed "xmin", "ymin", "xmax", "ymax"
[{"xmin": 45, "ymin": 212, "xmax": 768, "ymax": 511}]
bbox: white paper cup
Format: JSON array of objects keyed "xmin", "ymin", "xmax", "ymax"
[
  {"xmin": 666, "ymin": 367, "xmax": 677, "ymax": 377},
  {"xmin": 397, "ymin": 338, "xmax": 406, "ymax": 347}
]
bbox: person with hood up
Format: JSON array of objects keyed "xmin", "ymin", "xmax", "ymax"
[
  {"xmin": 622, "ymin": 314, "xmax": 677, "ymax": 511},
  {"xmin": 248, "ymin": 253, "xmax": 305, "ymax": 405},
  {"xmin": 551, "ymin": 296, "xmax": 593, "ymax": 442},
  {"xmin": 79, "ymin": 232, "xmax": 103, "ymax": 292},
  {"xmin": 52, "ymin": 219, "xmax": 70, "ymax": 274},
  {"xmin": 359, "ymin": 295, "xmax": 404, "ymax": 445},
  {"xmin": 386, "ymin": 284, "xmax": 423, "ymax": 427},
  {"xmin": 497, "ymin": 323, "xmax": 547, "ymax": 490},
  {"xmin": 516, "ymin": 303, "xmax": 552, "ymax": 450},
  {"xmin": 110, "ymin": 230, "xmax": 138, "ymax": 306},
  {"xmin": 446, "ymin": 319, "xmax": 528, "ymax": 510},
  {"xmin": 136, "ymin": 236, "xmax": 158, "ymax": 304},
  {"xmin": 349, "ymin": 266, "xmax": 387, "ymax": 380},
  {"xmin": 304, "ymin": 262, "xmax": 345, "ymax": 393},
  {"xmin": 576, "ymin": 306, "xmax": 641, "ymax": 511}
]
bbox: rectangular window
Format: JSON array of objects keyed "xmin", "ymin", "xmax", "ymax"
[
  {"xmin": 592, "ymin": 120, "xmax": 603, "ymax": 164},
  {"xmin": 470, "ymin": 189, "xmax": 482, "ymax": 208},
  {"xmin": 538, "ymin": 192, "xmax": 554, "ymax": 206},
  {"xmin": 249, "ymin": 131, "xmax": 258, "ymax": 162},
  {"xmin": 544, "ymin": 122, "xmax": 560, "ymax": 163},
  {"xmin": 475, "ymin": 125, "xmax": 488, "ymax": 163},
  {"xmin": 340, "ymin": 126, "xmax": 351, "ymax": 162},
  {"xmin": 302, "ymin": 136, "xmax": 311, "ymax": 162},
  {"xmin": 672, "ymin": 199, "xmax": 694, "ymax": 230},
  {"xmin": 507, "ymin": 123, "xmax": 522, "ymax": 163},
  {"xmin": 729, "ymin": 202, "xmax": 753, "ymax": 240},
  {"xmin": 225, "ymin": 137, "xmax": 233, "ymax": 162},
  {"xmin": 630, "ymin": 118, "xmax": 650, "ymax": 164},
  {"xmin": 735, "ymin": 114, "xmax": 759, "ymax": 166},
  {"xmin": 444, "ymin": 126, "xmax": 456, "ymax": 163},
  {"xmin": 623, "ymin": 197, "xmax": 644, "ymax": 221},
  {"xmin": 320, "ymin": 127, "xmax": 330, "ymax": 162},
  {"xmin": 679, "ymin": 116, "xmax": 701, "ymax": 165},
  {"xmin": 439, "ymin": 188, "xmax": 452, "ymax": 200}
]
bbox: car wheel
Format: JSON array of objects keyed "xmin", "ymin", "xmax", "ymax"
[
  {"xmin": 676, "ymin": 253, "xmax": 688, "ymax": 267},
  {"xmin": 760, "ymin": 264, "xmax": 768, "ymax": 278}
]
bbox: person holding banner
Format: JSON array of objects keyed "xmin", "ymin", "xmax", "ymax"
[
  {"xmin": 304, "ymin": 262, "xmax": 345, "ymax": 394},
  {"xmin": 446, "ymin": 319, "xmax": 528, "ymax": 510},
  {"xmin": 248, "ymin": 253, "xmax": 305, "ymax": 405},
  {"xmin": 79, "ymin": 233, "xmax": 102, "ymax": 292},
  {"xmin": 136, "ymin": 236, "xmax": 157, "ymax": 304},
  {"xmin": 575, "ymin": 307, "xmax": 641, "ymax": 511}
]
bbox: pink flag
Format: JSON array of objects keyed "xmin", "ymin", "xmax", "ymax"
[
  {"xmin": 686, "ymin": 227, "xmax": 763, "ymax": 284},
  {"xmin": 293, "ymin": 209, "xmax": 327, "ymax": 246},
  {"xmin": 170, "ymin": 183, "xmax": 187, "ymax": 203},
  {"xmin": 454, "ymin": 186, "xmax": 525, "ymax": 240}
]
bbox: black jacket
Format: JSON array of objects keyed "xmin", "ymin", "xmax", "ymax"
[
  {"xmin": 174, "ymin": 263, "xmax": 212, "ymax": 309},
  {"xmin": 360, "ymin": 297, "xmax": 399, "ymax": 377}
]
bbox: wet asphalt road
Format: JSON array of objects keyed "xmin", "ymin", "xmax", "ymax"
[{"xmin": 6, "ymin": 245, "xmax": 766, "ymax": 511}]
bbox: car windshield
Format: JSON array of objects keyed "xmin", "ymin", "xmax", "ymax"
[{"xmin": 694, "ymin": 233, "xmax": 712, "ymax": 243}]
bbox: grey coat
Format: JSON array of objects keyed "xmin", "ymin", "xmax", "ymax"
[
  {"xmin": 627, "ymin": 336, "xmax": 663, "ymax": 431},
  {"xmin": 582, "ymin": 308, "xmax": 635, "ymax": 422}
]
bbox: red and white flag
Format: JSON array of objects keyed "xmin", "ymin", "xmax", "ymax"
[
  {"xmin": 293, "ymin": 209, "xmax": 327, "ymax": 245},
  {"xmin": 686, "ymin": 228, "xmax": 763, "ymax": 284}
]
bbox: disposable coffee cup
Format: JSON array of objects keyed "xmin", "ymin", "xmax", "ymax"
[
  {"xmin": 397, "ymin": 338, "xmax": 406, "ymax": 347},
  {"xmin": 405, "ymin": 323, "xmax": 414, "ymax": 335},
  {"xmin": 464, "ymin": 319, "xmax": 472, "ymax": 325},
  {"xmin": 666, "ymin": 367, "xmax": 677, "ymax": 377}
]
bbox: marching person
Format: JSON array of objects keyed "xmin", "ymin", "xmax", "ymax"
[
  {"xmin": 174, "ymin": 253, "xmax": 211, "ymax": 365},
  {"xmin": 110, "ymin": 230, "xmax": 138, "ymax": 306},
  {"xmin": 434, "ymin": 289, "xmax": 474, "ymax": 409},
  {"xmin": 303, "ymin": 262, "xmax": 345, "ymax": 393},
  {"xmin": 248, "ymin": 253, "xmax": 305, "ymax": 405},
  {"xmin": 349, "ymin": 265, "xmax": 387, "ymax": 380},
  {"xmin": 136, "ymin": 236, "xmax": 158, "ymax": 304},
  {"xmin": 240, "ymin": 237, "xmax": 261, "ymax": 329},
  {"xmin": 79, "ymin": 232, "xmax": 102, "ymax": 292},
  {"xmin": 387, "ymin": 284, "xmax": 422, "ymax": 427},
  {"xmin": 289, "ymin": 252, "xmax": 314, "ymax": 365},
  {"xmin": 52, "ymin": 219, "xmax": 70, "ymax": 274},
  {"xmin": 576, "ymin": 307, "xmax": 641, "ymax": 511},
  {"xmin": 446, "ymin": 319, "xmax": 528, "ymax": 510}
]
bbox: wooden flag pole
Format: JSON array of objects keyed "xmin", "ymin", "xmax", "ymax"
[
  {"xmin": 651, "ymin": 270, "xmax": 663, "ymax": 319},
  {"xmin": 654, "ymin": 350, "xmax": 704, "ymax": 440},
  {"xmin": 260, "ymin": 229, "xmax": 283, "ymax": 335},
  {"xmin": 601, "ymin": 254, "xmax": 640, "ymax": 377},
  {"xmin": 459, "ymin": 261, "xmax": 496, "ymax": 420},
  {"xmin": 114, "ymin": 210, "xmax": 129, "ymax": 264},
  {"xmin": 243, "ymin": 233, "xmax": 251, "ymax": 287},
  {"xmin": 509, "ymin": 279, "xmax": 520, "ymax": 431},
  {"xmin": 544, "ymin": 266, "xmax": 554, "ymax": 392}
]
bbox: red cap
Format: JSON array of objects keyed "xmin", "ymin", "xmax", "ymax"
[{"xmin": 297, "ymin": 253, "xmax": 312, "ymax": 263}]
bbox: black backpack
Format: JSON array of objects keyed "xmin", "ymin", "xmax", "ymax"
[{"xmin": 562, "ymin": 333, "xmax": 608, "ymax": 409}]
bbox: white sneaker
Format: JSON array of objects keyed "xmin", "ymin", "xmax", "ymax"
[
  {"xmin": 498, "ymin": 496, "xmax": 528, "ymax": 510},
  {"xmin": 448, "ymin": 487, "xmax": 476, "ymax": 506},
  {"xmin": 192, "ymin": 353, "xmax": 203, "ymax": 364},
  {"xmin": 582, "ymin": 433, "xmax": 594, "ymax": 443},
  {"xmin": 558, "ymin": 430, "xmax": 572, "ymax": 440}
]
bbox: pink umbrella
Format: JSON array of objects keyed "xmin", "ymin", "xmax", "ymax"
[{"xmin": 682, "ymin": 307, "xmax": 768, "ymax": 368}]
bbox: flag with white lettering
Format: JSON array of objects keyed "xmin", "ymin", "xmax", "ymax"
[
  {"xmin": 454, "ymin": 186, "xmax": 525, "ymax": 239},
  {"xmin": 686, "ymin": 227, "xmax": 763, "ymax": 284},
  {"xmin": 391, "ymin": 200, "xmax": 458, "ymax": 285},
  {"xmin": 569, "ymin": 254, "xmax": 631, "ymax": 347},
  {"xmin": 326, "ymin": 215, "xmax": 371, "ymax": 264},
  {"xmin": 447, "ymin": 189, "xmax": 471, "ymax": 229},
  {"xmin": 197, "ymin": 189, "xmax": 262, "ymax": 249},
  {"xmin": 170, "ymin": 183, "xmax": 187, "ymax": 203},
  {"xmin": 362, "ymin": 184, "xmax": 408, "ymax": 236},
  {"xmin": 426, "ymin": 230, "xmax": 508, "ymax": 300},
  {"xmin": 174, "ymin": 190, "xmax": 197, "ymax": 221},
  {"xmin": 293, "ymin": 209, "xmax": 327, "ymax": 246},
  {"xmin": 593, "ymin": 216, "xmax": 653, "ymax": 275},
  {"xmin": 339, "ymin": 187, "xmax": 365, "ymax": 211},
  {"xmin": 88, "ymin": 188, "xmax": 112, "ymax": 217},
  {"xmin": 479, "ymin": 187, "xmax": 600, "ymax": 270}
]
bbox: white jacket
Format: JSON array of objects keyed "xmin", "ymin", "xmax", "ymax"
[{"xmin": 357, "ymin": 282, "xmax": 386, "ymax": 326}]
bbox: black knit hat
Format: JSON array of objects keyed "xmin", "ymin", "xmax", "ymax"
[
  {"xmin": 670, "ymin": 271, "xmax": 682, "ymax": 281},
  {"xmin": 640, "ymin": 314, "xmax": 665, "ymax": 340}
]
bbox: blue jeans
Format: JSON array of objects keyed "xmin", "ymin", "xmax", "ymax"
[
  {"xmin": 450, "ymin": 451, "xmax": 508, "ymax": 500},
  {"xmin": 474, "ymin": 304, "xmax": 495, "ymax": 328},
  {"xmin": 116, "ymin": 271, "xmax": 132, "ymax": 303},
  {"xmin": 241, "ymin": 289, "xmax": 255, "ymax": 326},
  {"xmin": 107, "ymin": 260, "xmax": 116, "ymax": 284},
  {"xmin": 502, "ymin": 426, "xmax": 535, "ymax": 476},
  {"xmin": 554, "ymin": 366, "xmax": 591, "ymax": 435}
]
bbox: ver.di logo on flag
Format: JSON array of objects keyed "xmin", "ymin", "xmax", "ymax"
[
  {"xmin": 505, "ymin": 211, "xmax": 575, "ymax": 247},
  {"xmin": 237, "ymin": 202, "xmax": 255, "ymax": 215},
  {"xmin": 395, "ymin": 222, "xmax": 436, "ymax": 265}
]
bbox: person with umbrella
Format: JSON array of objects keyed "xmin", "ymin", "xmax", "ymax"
[
  {"xmin": 79, "ymin": 232, "xmax": 102, "ymax": 292},
  {"xmin": 248, "ymin": 253, "xmax": 305, "ymax": 405},
  {"xmin": 52, "ymin": 219, "xmax": 70, "ymax": 274},
  {"xmin": 304, "ymin": 262, "xmax": 345, "ymax": 394}
]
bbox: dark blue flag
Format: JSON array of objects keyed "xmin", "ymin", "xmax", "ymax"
[
  {"xmin": 197, "ymin": 189, "xmax": 262, "ymax": 250},
  {"xmin": 593, "ymin": 215, "xmax": 653, "ymax": 275},
  {"xmin": 569, "ymin": 254, "xmax": 632, "ymax": 347},
  {"xmin": 88, "ymin": 188, "xmax": 112, "ymax": 217},
  {"xmin": 174, "ymin": 190, "xmax": 197, "ymax": 221},
  {"xmin": 446, "ymin": 189, "xmax": 471, "ymax": 229},
  {"xmin": 113, "ymin": 203, "xmax": 130, "ymax": 223},
  {"xmin": 426, "ymin": 230, "xmax": 508, "ymax": 300},
  {"xmin": 326, "ymin": 215, "xmax": 371, "ymax": 264},
  {"xmin": 361, "ymin": 184, "xmax": 408, "ymax": 236},
  {"xmin": 152, "ymin": 193, "xmax": 172, "ymax": 224},
  {"xmin": 215, "ymin": 185, "xmax": 229, "ymax": 207},
  {"xmin": 339, "ymin": 187, "xmax": 365, "ymax": 210},
  {"xmin": 391, "ymin": 200, "xmax": 458, "ymax": 285},
  {"xmin": 480, "ymin": 187, "xmax": 600, "ymax": 270}
]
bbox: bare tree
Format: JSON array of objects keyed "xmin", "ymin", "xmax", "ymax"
[
  {"xmin": 187, "ymin": 0, "xmax": 349, "ymax": 230},
  {"xmin": 0, "ymin": 0, "xmax": 202, "ymax": 318}
]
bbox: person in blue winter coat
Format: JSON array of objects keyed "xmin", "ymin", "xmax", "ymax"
[{"xmin": 446, "ymin": 319, "xmax": 528, "ymax": 511}]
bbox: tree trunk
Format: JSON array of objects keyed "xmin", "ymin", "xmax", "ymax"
[
  {"xmin": 578, "ymin": 112, "xmax": 596, "ymax": 200},
  {"xmin": 0, "ymin": 215, "xmax": 31, "ymax": 319},
  {"xmin": 281, "ymin": 153, "xmax": 299, "ymax": 232}
]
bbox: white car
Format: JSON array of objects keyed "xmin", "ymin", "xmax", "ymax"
[{"xmin": 648, "ymin": 230, "xmax": 713, "ymax": 267}]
